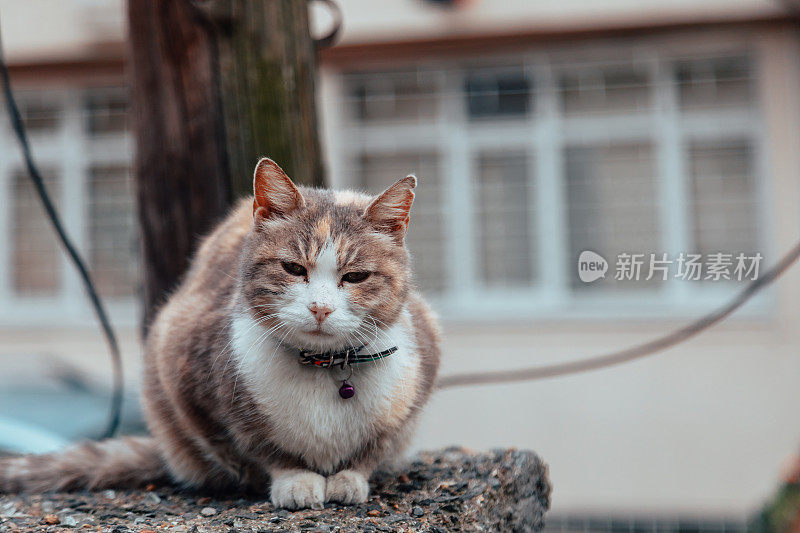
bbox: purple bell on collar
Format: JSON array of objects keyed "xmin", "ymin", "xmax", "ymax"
[{"xmin": 339, "ymin": 380, "xmax": 355, "ymax": 399}]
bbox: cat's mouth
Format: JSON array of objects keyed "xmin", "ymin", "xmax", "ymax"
[
  {"xmin": 300, "ymin": 324, "xmax": 336, "ymax": 337},
  {"xmin": 305, "ymin": 329, "xmax": 333, "ymax": 337}
]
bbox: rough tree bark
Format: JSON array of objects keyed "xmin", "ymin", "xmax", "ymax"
[
  {"xmin": 128, "ymin": 0, "xmax": 232, "ymax": 329},
  {"xmin": 202, "ymin": 0, "xmax": 326, "ymax": 196},
  {"xmin": 128, "ymin": 0, "xmax": 324, "ymax": 328}
]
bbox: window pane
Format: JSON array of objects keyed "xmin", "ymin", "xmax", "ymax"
[
  {"xmin": 15, "ymin": 95, "xmax": 60, "ymax": 134},
  {"xmin": 560, "ymin": 64, "xmax": 650, "ymax": 115},
  {"xmin": 676, "ymin": 56, "xmax": 753, "ymax": 110},
  {"xmin": 474, "ymin": 152, "xmax": 534, "ymax": 287},
  {"xmin": 565, "ymin": 143, "xmax": 660, "ymax": 290},
  {"xmin": 357, "ymin": 153, "xmax": 445, "ymax": 294},
  {"xmin": 348, "ymin": 70, "xmax": 437, "ymax": 123},
  {"xmin": 87, "ymin": 165, "xmax": 139, "ymax": 297},
  {"xmin": 84, "ymin": 88, "xmax": 129, "ymax": 136},
  {"xmin": 689, "ymin": 140, "xmax": 758, "ymax": 256},
  {"xmin": 12, "ymin": 170, "xmax": 61, "ymax": 296},
  {"xmin": 466, "ymin": 68, "xmax": 532, "ymax": 119}
]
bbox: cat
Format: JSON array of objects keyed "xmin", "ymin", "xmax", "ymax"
[{"xmin": 0, "ymin": 158, "xmax": 441, "ymax": 509}]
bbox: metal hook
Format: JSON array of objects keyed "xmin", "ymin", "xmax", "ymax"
[{"xmin": 311, "ymin": 0, "xmax": 343, "ymax": 50}]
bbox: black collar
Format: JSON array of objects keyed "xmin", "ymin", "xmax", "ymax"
[{"xmin": 298, "ymin": 345, "xmax": 398, "ymax": 368}]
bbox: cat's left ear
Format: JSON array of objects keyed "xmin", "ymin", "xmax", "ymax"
[
  {"xmin": 364, "ymin": 175, "xmax": 416, "ymax": 241},
  {"xmin": 253, "ymin": 158, "xmax": 304, "ymax": 221}
]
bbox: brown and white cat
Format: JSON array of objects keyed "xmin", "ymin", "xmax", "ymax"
[{"xmin": 0, "ymin": 158, "xmax": 441, "ymax": 509}]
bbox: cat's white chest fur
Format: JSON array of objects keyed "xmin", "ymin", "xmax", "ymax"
[{"xmin": 231, "ymin": 312, "xmax": 417, "ymax": 474}]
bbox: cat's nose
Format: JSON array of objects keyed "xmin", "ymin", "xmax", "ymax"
[{"xmin": 308, "ymin": 303, "xmax": 334, "ymax": 323}]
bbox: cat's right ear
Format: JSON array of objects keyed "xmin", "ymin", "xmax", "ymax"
[
  {"xmin": 252, "ymin": 158, "xmax": 304, "ymax": 221},
  {"xmin": 364, "ymin": 175, "xmax": 416, "ymax": 242}
]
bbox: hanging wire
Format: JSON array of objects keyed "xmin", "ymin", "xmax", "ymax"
[
  {"xmin": 438, "ymin": 240, "xmax": 800, "ymax": 389},
  {"xmin": 0, "ymin": 18, "xmax": 123, "ymax": 439}
]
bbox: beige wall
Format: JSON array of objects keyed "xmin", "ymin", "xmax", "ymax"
[
  {"xmin": 0, "ymin": 0, "xmax": 124, "ymax": 63},
  {"xmin": 419, "ymin": 319, "xmax": 800, "ymax": 516},
  {"xmin": 0, "ymin": 0, "xmax": 786, "ymax": 63},
  {"xmin": 319, "ymin": 0, "xmax": 783, "ymax": 45}
]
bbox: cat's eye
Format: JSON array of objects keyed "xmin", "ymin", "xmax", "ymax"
[
  {"xmin": 341, "ymin": 271, "xmax": 370, "ymax": 284},
  {"xmin": 282, "ymin": 261, "xmax": 307, "ymax": 277}
]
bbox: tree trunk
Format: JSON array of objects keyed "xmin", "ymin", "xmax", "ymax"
[
  {"xmin": 128, "ymin": 0, "xmax": 232, "ymax": 329},
  {"xmin": 128, "ymin": 0, "xmax": 324, "ymax": 329},
  {"xmin": 204, "ymin": 0, "xmax": 325, "ymax": 195}
]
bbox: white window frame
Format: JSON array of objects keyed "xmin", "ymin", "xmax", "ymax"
[
  {"xmin": 0, "ymin": 86, "xmax": 137, "ymax": 328},
  {"xmin": 324, "ymin": 34, "xmax": 775, "ymax": 321}
]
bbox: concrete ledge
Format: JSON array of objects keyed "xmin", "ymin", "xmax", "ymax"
[{"xmin": 0, "ymin": 447, "xmax": 551, "ymax": 532}]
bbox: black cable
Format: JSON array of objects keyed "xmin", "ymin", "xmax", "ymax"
[{"xmin": 0, "ymin": 19, "xmax": 123, "ymax": 439}]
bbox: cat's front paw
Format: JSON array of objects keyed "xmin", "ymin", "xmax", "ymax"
[
  {"xmin": 270, "ymin": 470, "xmax": 326, "ymax": 510},
  {"xmin": 325, "ymin": 470, "xmax": 369, "ymax": 505}
]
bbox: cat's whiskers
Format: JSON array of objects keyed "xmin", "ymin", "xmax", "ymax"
[
  {"xmin": 208, "ymin": 310, "xmax": 280, "ymax": 384},
  {"xmin": 345, "ymin": 325, "xmax": 396, "ymax": 397},
  {"xmin": 366, "ymin": 315, "xmax": 394, "ymax": 331},
  {"xmin": 263, "ymin": 324, "xmax": 297, "ymax": 374},
  {"xmin": 216, "ymin": 313, "xmax": 283, "ymax": 385},
  {"xmin": 251, "ymin": 303, "xmax": 281, "ymax": 310},
  {"xmin": 361, "ymin": 316, "xmax": 409, "ymax": 401},
  {"xmin": 350, "ymin": 320, "xmax": 396, "ymax": 381},
  {"xmin": 357, "ymin": 323, "xmax": 410, "ymax": 405},
  {"xmin": 362, "ymin": 316, "xmax": 397, "ymax": 351},
  {"xmin": 231, "ymin": 321, "xmax": 293, "ymax": 405},
  {"xmin": 239, "ymin": 319, "xmax": 285, "ymax": 365},
  {"xmin": 213, "ymin": 267, "xmax": 240, "ymax": 283},
  {"xmin": 208, "ymin": 316, "xmax": 263, "ymax": 385}
]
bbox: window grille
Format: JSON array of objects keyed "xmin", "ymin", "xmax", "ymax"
[
  {"xmin": 338, "ymin": 47, "xmax": 765, "ymax": 316},
  {"xmin": 12, "ymin": 170, "xmax": 61, "ymax": 296}
]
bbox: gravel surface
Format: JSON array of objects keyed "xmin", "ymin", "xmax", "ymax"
[{"xmin": 0, "ymin": 447, "xmax": 551, "ymax": 532}]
